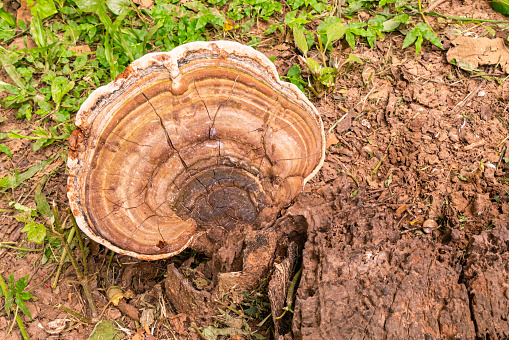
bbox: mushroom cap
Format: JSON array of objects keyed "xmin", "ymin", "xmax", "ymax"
[{"xmin": 67, "ymin": 41, "xmax": 325, "ymax": 260}]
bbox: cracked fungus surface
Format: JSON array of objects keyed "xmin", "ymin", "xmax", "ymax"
[{"xmin": 67, "ymin": 41, "xmax": 325, "ymax": 259}]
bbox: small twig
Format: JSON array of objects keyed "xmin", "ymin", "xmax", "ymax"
[
  {"xmin": 470, "ymin": 72, "xmax": 505, "ymax": 78},
  {"xmin": 190, "ymin": 323, "xmax": 208, "ymax": 340},
  {"xmin": 497, "ymin": 147, "xmax": 507, "ymax": 170},
  {"xmin": 58, "ymin": 304, "xmax": 90, "ymax": 324},
  {"xmin": 53, "ymin": 206, "xmax": 97, "ymax": 319},
  {"xmin": 106, "ymin": 250, "xmax": 115, "ymax": 286},
  {"xmin": 52, "ymin": 226, "xmax": 76, "ymax": 289},
  {"xmin": 497, "ymin": 135, "xmax": 509, "ymax": 148},
  {"xmin": 372, "ymin": 134, "xmax": 397, "ymax": 179},
  {"xmin": 326, "ymin": 108, "xmax": 350, "ymax": 137},
  {"xmin": 0, "ymin": 243, "xmax": 43, "ymax": 252},
  {"xmin": 2, "ymin": 305, "xmax": 18, "ymax": 340},
  {"xmin": 276, "ymin": 265, "xmax": 303, "ymax": 320},
  {"xmin": 71, "ymin": 215, "xmax": 88, "ymax": 276},
  {"xmin": 27, "ymin": 264, "xmax": 58, "ymax": 293},
  {"xmin": 451, "ymin": 80, "xmax": 485, "ymax": 115},
  {"xmin": 213, "ymin": 299, "xmax": 246, "ymax": 318},
  {"xmin": 257, "ymin": 313, "xmax": 272, "ymax": 327},
  {"xmin": 339, "ymin": 168, "xmax": 360, "ymax": 187}
]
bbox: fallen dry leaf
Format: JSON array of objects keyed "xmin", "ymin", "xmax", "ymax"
[
  {"xmin": 447, "ymin": 37, "xmax": 509, "ymax": 73},
  {"xmin": 17, "ymin": 0, "xmax": 32, "ymax": 23},
  {"xmin": 274, "ymin": 44, "xmax": 290, "ymax": 51},
  {"xmin": 133, "ymin": 0, "xmax": 154, "ymax": 9},
  {"xmin": 395, "ymin": 204, "xmax": 407, "ymax": 215},
  {"xmin": 336, "ymin": 110, "xmax": 356, "ymax": 134},
  {"xmin": 369, "ymin": 80, "xmax": 391, "ymax": 100},
  {"xmin": 69, "ymin": 45, "xmax": 92, "ymax": 54},
  {"xmin": 9, "ymin": 36, "xmax": 37, "ymax": 50},
  {"xmin": 44, "ymin": 319, "xmax": 67, "ymax": 334},
  {"xmin": 326, "ymin": 133, "xmax": 339, "ymax": 148}
]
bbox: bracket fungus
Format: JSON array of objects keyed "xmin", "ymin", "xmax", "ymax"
[{"xmin": 67, "ymin": 41, "xmax": 325, "ymax": 260}]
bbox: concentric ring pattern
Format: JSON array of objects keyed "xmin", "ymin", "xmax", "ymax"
[{"xmin": 67, "ymin": 41, "xmax": 325, "ymax": 260}]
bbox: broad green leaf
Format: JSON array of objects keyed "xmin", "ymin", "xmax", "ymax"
[
  {"xmin": 402, "ymin": 27, "xmax": 419, "ymax": 49},
  {"xmin": 306, "ymin": 58, "xmax": 321, "ymax": 75},
  {"xmin": 417, "ymin": 23, "xmax": 444, "ymax": 50},
  {"xmin": 10, "ymin": 202, "xmax": 33, "ymax": 213},
  {"xmin": 14, "ymin": 275, "xmax": 29, "ymax": 293},
  {"xmin": 7, "ymin": 273, "xmax": 14, "ymax": 286},
  {"xmin": 35, "ymin": 185, "xmax": 52, "ymax": 217},
  {"xmin": 4, "ymin": 274, "xmax": 14, "ymax": 315},
  {"xmin": 0, "ymin": 144, "xmax": 11, "ymax": 158},
  {"xmin": 21, "ymin": 223, "xmax": 46, "ymax": 244},
  {"xmin": 55, "ymin": 110, "xmax": 70, "ymax": 123},
  {"xmin": 492, "ymin": 0, "xmax": 509, "ymax": 15},
  {"xmin": 325, "ymin": 22, "xmax": 346, "ymax": 47},
  {"xmin": 8, "ymin": 131, "xmax": 38, "ymax": 140},
  {"xmin": 87, "ymin": 319, "xmax": 122, "ymax": 340},
  {"xmin": 0, "ymin": 48, "xmax": 26, "ymax": 90},
  {"xmin": 15, "ymin": 294, "xmax": 31, "ymax": 319},
  {"xmin": 4, "ymin": 290, "xmax": 13, "ymax": 316},
  {"xmin": 317, "ymin": 16, "xmax": 342, "ymax": 33},
  {"xmin": 287, "ymin": 65, "xmax": 301, "ymax": 77},
  {"xmin": 293, "ymin": 26, "xmax": 308, "ymax": 54},
  {"xmin": 321, "ymin": 67, "xmax": 336, "ymax": 75},
  {"xmin": 30, "ymin": 14, "xmax": 47, "ymax": 48},
  {"xmin": 345, "ymin": 32, "xmax": 356, "ymax": 50},
  {"xmin": 17, "ymin": 103, "xmax": 32, "ymax": 120},
  {"xmin": 0, "ymin": 159, "xmax": 52, "ymax": 189},
  {"xmin": 414, "ymin": 34, "xmax": 424, "ymax": 56},
  {"xmin": 74, "ymin": 0, "xmax": 100, "ymax": 12},
  {"xmin": 19, "ymin": 292, "xmax": 33, "ymax": 300},
  {"xmin": 31, "ymin": 0, "xmax": 57, "ymax": 20},
  {"xmin": 0, "ymin": 9, "xmax": 16, "ymax": 26},
  {"xmin": 382, "ymin": 19, "xmax": 401, "ymax": 32},
  {"xmin": 106, "ymin": 0, "xmax": 130, "ymax": 15},
  {"xmin": 344, "ymin": 53, "xmax": 363, "ymax": 65},
  {"xmin": 51, "ymin": 77, "xmax": 75, "ymax": 106}
]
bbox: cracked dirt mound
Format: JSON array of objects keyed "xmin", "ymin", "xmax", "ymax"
[{"xmin": 290, "ymin": 175, "xmax": 509, "ymax": 339}]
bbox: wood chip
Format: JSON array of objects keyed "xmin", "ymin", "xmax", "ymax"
[{"xmin": 464, "ymin": 139, "xmax": 485, "ymax": 151}]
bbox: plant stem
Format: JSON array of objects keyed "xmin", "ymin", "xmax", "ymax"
[
  {"xmin": 53, "ymin": 206, "xmax": 97, "ymax": 319},
  {"xmin": 0, "ymin": 275, "xmax": 29, "ymax": 340},
  {"xmin": 372, "ymin": 135, "xmax": 396, "ymax": 179},
  {"xmin": 0, "ymin": 243, "xmax": 43, "ymax": 252},
  {"xmin": 71, "ymin": 215, "xmax": 88, "ymax": 276},
  {"xmin": 58, "ymin": 304, "xmax": 90, "ymax": 324},
  {"xmin": 14, "ymin": 307, "xmax": 29, "ymax": 340},
  {"xmin": 52, "ymin": 226, "xmax": 76, "ymax": 289}
]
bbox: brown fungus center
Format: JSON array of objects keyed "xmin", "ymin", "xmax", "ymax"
[{"xmin": 67, "ymin": 41, "xmax": 325, "ymax": 260}]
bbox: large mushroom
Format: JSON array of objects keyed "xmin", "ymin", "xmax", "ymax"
[{"xmin": 67, "ymin": 41, "xmax": 325, "ymax": 261}]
